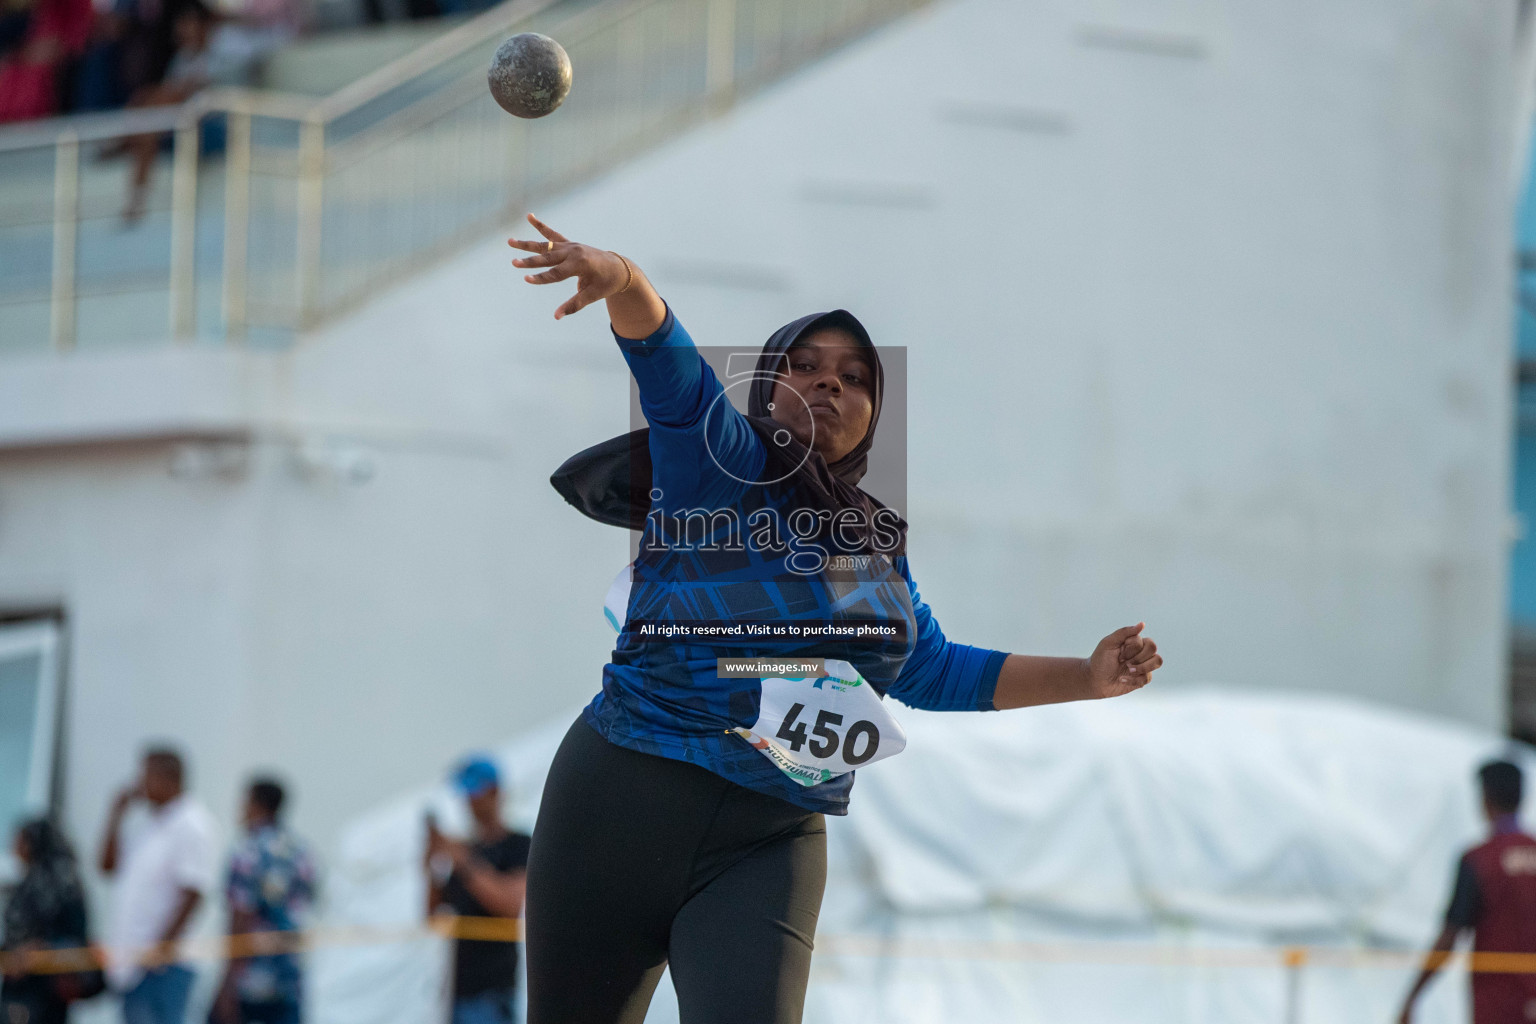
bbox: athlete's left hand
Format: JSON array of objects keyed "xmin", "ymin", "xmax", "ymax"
[{"xmin": 1085, "ymin": 623, "xmax": 1161, "ymax": 698}]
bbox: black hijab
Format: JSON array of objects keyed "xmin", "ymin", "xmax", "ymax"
[{"xmin": 550, "ymin": 310, "xmax": 905, "ymax": 554}]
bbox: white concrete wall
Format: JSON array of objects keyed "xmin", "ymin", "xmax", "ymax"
[
  {"xmin": 0, "ymin": 389, "xmax": 632, "ymax": 856},
  {"xmin": 0, "ymin": 0, "xmax": 1527, "ymax": 967}
]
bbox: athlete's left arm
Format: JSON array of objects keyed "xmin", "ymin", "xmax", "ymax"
[
  {"xmin": 887, "ymin": 559, "xmax": 1162, "ymax": 711},
  {"xmin": 991, "ymin": 633, "xmax": 1157, "ymax": 709},
  {"xmin": 882, "ymin": 558, "xmax": 1004, "ymax": 711}
]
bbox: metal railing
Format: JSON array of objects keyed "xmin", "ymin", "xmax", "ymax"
[{"xmin": 0, "ymin": 0, "xmax": 925, "ymax": 352}]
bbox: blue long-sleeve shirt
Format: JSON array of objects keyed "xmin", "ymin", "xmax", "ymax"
[{"xmin": 583, "ymin": 308, "xmax": 1006, "ymax": 814}]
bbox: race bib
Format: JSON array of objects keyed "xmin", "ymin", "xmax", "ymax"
[
  {"xmin": 602, "ymin": 565, "xmax": 906, "ymax": 787},
  {"xmin": 733, "ymin": 660, "xmax": 906, "ymax": 787}
]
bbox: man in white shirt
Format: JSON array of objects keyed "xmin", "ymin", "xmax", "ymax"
[{"xmin": 98, "ymin": 747, "xmax": 217, "ymax": 1024}]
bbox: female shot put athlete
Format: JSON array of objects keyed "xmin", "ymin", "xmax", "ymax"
[{"xmin": 510, "ymin": 213, "xmax": 1163, "ymax": 1024}]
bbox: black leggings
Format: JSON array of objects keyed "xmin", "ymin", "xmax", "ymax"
[{"xmin": 526, "ymin": 718, "xmax": 828, "ymax": 1024}]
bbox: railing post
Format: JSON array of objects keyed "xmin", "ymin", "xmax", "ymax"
[
  {"xmin": 705, "ymin": 0, "xmax": 736, "ymax": 104},
  {"xmin": 49, "ymin": 132, "xmax": 78, "ymax": 352},
  {"xmin": 295, "ymin": 117, "xmax": 325, "ymax": 330},
  {"xmin": 169, "ymin": 113, "xmax": 201, "ymax": 341},
  {"xmin": 222, "ymin": 107, "xmax": 252, "ymax": 343}
]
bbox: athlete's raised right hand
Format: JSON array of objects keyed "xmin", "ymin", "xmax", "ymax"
[
  {"xmin": 509, "ymin": 214, "xmax": 667, "ymax": 336},
  {"xmin": 508, "ymin": 213, "xmax": 632, "ymax": 320}
]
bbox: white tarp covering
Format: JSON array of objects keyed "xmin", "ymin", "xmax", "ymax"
[{"xmin": 312, "ymin": 689, "xmax": 1536, "ymax": 1024}]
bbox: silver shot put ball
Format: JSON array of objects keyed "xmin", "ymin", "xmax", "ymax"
[{"xmin": 487, "ymin": 32, "xmax": 572, "ymax": 119}]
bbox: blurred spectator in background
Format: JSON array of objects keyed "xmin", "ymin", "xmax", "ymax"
[
  {"xmin": 120, "ymin": 0, "xmax": 243, "ymax": 220},
  {"xmin": 0, "ymin": 0, "xmax": 32, "ymax": 52},
  {"xmin": 1399, "ymin": 760, "xmax": 1536, "ymax": 1024},
  {"xmin": 72, "ymin": 0, "xmax": 301, "ymax": 114},
  {"xmin": 68, "ymin": 0, "xmax": 180, "ymax": 115},
  {"xmin": 98, "ymin": 747, "xmax": 216, "ymax": 1024},
  {"xmin": 116, "ymin": 0, "xmax": 304, "ymax": 221},
  {"xmin": 425, "ymin": 756, "xmax": 530, "ymax": 1024},
  {"xmin": 115, "ymin": 0, "xmax": 192, "ymax": 104},
  {"xmin": 1, "ymin": 819, "xmax": 95, "ymax": 1024},
  {"xmin": 0, "ymin": 0, "xmax": 93, "ymax": 122},
  {"xmin": 211, "ymin": 776, "xmax": 317, "ymax": 1024},
  {"xmin": 68, "ymin": 6, "xmax": 130, "ymax": 113}
]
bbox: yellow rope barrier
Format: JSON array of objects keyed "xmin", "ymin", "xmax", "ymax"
[
  {"xmin": 810, "ymin": 936, "xmax": 1536, "ymax": 974},
  {"xmin": 6, "ymin": 919, "xmax": 1536, "ymax": 979}
]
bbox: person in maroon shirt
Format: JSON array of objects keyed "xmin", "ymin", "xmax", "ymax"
[{"xmin": 1399, "ymin": 761, "xmax": 1536, "ymax": 1024}]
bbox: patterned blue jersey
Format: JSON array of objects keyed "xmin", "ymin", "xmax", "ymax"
[
  {"xmin": 226, "ymin": 824, "xmax": 316, "ymax": 1005},
  {"xmin": 584, "ymin": 309, "xmax": 1006, "ymax": 814}
]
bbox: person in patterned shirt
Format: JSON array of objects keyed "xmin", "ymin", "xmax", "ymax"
[{"xmin": 211, "ymin": 779, "xmax": 317, "ymax": 1024}]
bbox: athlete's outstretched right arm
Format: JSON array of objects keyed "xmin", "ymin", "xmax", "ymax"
[{"xmin": 508, "ymin": 214, "xmax": 764, "ymax": 506}]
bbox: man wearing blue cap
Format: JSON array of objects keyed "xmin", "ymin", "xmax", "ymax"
[{"xmin": 425, "ymin": 756, "xmax": 532, "ymax": 1024}]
